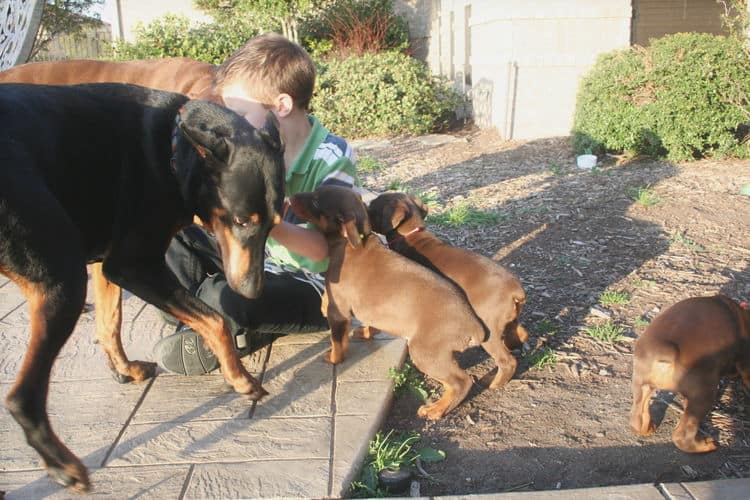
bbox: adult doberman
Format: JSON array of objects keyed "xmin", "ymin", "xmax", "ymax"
[{"xmin": 0, "ymin": 82, "xmax": 284, "ymax": 492}]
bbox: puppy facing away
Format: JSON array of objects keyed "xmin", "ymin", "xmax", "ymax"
[
  {"xmin": 630, "ymin": 295, "xmax": 750, "ymax": 452},
  {"xmin": 290, "ymin": 186, "xmax": 489, "ymax": 419},
  {"xmin": 368, "ymin": 192, "xmax": 528, "ymax": 388}
]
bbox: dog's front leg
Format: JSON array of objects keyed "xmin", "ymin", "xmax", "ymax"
[
  {"xmin": 91, "ymin": 263, "xmax": 156, "ymax": 383},
  {"xmin": 102, "ymin": 258, "xmax": 267, "ymax": 399},
  {"xmin": 324, "ymin": 295, "xmax": 350, "ymax": 364}
]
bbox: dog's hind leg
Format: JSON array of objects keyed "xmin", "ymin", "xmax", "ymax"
[
  {"xmin": 479, "ymin": 327, "xmax": 518, "ymax": 389},
  {"xmin": 3, "ymin": 263, "xmax": 90, "ymax": 492},
  {"xmin": 672, "ymin": 373, "xmax": 718, "ymax": 453},
  {"xmin": 91, "ymin": 263, "xmax": 156, "ymax": 383},
  {"xmin": 630, "ymin": 378, "xmax": 655, "ymax": 436},
  {"xmin": 409, "ymin": 339, "xmax": 473, "ymax": 420}
]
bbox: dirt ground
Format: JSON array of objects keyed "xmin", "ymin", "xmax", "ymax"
[{"xmin": 356, "ymin": 129, "xmax": 750, "ymax": 496}]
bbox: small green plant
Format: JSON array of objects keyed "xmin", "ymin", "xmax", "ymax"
[
  {"xmin": 671, "ymin": 231, "xmax": 706, "ymax": 251},
  {"xmin": 631, "ymin": 277, "xmax": 656, "ymax": 288},
  {"xmin": 535, "ymin": 319, "xmax": 558, "ymax": 336},
  {"xmin": 523, "ymin": 346, "xmax": 557, "ymax": 371},
  {"xmin": 583, "ymin": 321, "xmax": 626, "ymax": 344},
  {"xmin": 634, "ymin": 317, "xmax": 650, "ymax": 328},
  {"xmin": 389, "ymin": 361, "xmax": 430, "ymax": 400},
  {"xmin": 549, "ymin": 163, "xmax": 562, "ymax": 176},
  {"xmin": 627, "ymin": 186, "xmax": 661, "ymax": 207},
  {"xmin": 358, "ymin": 156, "xmax": 387, "ymax": 173},
  {"xmin": 386, "ymin": 179, "xmax": 407, "ymax": 191},
  {"xmin": 350, "ymin": 430, "xmax": 445, "ymax": 497},
  {"xmin": 429, "ymin": 200, "xmax": 501, "ymax": 227},
  {"xmin": 599, "ymin": 290, "xmax": 631, "ymax": 306}
]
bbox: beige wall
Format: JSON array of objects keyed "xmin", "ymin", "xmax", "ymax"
[
  {"xmin": 111, "ymin": 0, "xmax": 213, "ymax": 41},
  {"xmin": 401, "ymin": 0, "xmax": 632, "ymax": 139}
]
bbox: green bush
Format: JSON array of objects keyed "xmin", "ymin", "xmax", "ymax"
[
  {"xmin": 314, "ymin": 50, "xmax": 461, "ymax": 137},
  {"xmin": 111, "ymin": 15, "xmax": 257, "ymax": 64},
  {"xmin": 573, "ymin": 33, "xmax": 750, "ymax": 161}
]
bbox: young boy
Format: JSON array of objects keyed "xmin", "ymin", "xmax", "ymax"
[
  {"xmin": 0, "ymin": 34, "xmax": 359, "ymax": 374},
  {"xmin": 155, "ymin": 33, "xmax": 359, "ymax": 374}
]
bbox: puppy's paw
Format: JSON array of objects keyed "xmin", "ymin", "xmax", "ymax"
[
  {"xmin": 417, "ymin": 402, "xmax": 447, "ymax": 420},
  {"xmin": 323, "ymin": 349, "xmax": 344, "ymax": 365}
]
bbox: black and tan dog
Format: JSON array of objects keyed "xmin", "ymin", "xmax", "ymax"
[
  {"xmin": 0, "ymin": 82, "xmax": 284, "ymax": 491},
  {"xmin": 631, "ymin": 295, "xmax": 750, "ymax": 453},
  {"xmin": 368, "ymin": 192, "xmax": 528, "ymax": 388},
  {"xmin": 291, "ymin": 186, "xmax": 489, "ymax": 421}
]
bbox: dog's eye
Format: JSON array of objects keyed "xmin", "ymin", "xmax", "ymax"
[{"xmin": 233, "ymin": 214, "xmax": 260, "ymax": 227}]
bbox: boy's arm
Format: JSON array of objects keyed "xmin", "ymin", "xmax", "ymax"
[{"xmin": 267, "ymin": 155, "xmax": 358, "ymax": 272}]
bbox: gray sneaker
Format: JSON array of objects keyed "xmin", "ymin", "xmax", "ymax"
[{"xmin": 153, "ymin": 326, "xmax": 220, "ymax": 375}]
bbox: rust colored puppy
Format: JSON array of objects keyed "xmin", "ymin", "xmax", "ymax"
[
  {"xmin": 290, "ymin": 186, "xmax": 488, "ymax": 419},
  {"xmin": 631, "ymin": 295, "xmax": 750, "ymax": 453},
  {"xmin": 368, "ymin": 193, "xmax": 528, "ymax": 388}
]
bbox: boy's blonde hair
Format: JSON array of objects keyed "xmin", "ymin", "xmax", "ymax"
[{"xmin": 214, "ymin": 33, "xmax": 316, "ymax": 112}]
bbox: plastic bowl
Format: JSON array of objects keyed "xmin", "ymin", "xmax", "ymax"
[{"xmin": 576, "ymin": 154, "xmax": 597, "ymax": 169}]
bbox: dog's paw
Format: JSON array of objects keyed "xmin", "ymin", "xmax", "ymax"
[{"xmin": 417, "ymin": 402, "xmax": 447, "ymax": 420}]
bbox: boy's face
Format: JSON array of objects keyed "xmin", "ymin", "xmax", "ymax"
[{"xmin": 220, "ymin": 81, "xmax": 276, "ymax": 129}]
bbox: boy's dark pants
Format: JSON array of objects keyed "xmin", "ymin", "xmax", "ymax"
[{"xmin": 166, "ymin": 225, "xmax": 328, "ymax": 340}]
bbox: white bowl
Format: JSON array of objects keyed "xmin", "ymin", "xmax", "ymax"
[{"xmin": 576, "ymin": 154, "xmax": 597, "ymax": 169}]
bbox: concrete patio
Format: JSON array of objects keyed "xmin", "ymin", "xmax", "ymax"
[{"xmin": 0, "ymin": 274, "xmax": 407, "ymax": 498}]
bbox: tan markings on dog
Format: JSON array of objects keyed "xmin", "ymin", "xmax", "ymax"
[
  {"xmin": 1, "ymin": 270, "xmax": 92, "ymax": 492},
  {"xmin": 250, "ymin": 213, "xmax": 261, "ymax": 224},
  {"xmin": 273, "ymin": 214, "xmax": 281, "ymax": 225},
  {"xmin": 90, "ymin": 264, "xmax": 154, "ymax": 382},
  {"xmin": 651, "ymin": 360, "xmax": 675, "ymax": 388},
  {"xmin": 210, "ymin": 209, "xmax": 250, "ymax": 284}
]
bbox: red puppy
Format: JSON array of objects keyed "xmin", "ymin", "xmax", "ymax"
[
  {"xmin": 630, "ymin": 295, "xmax": 750, "ymax": 452},
  {"xmin": 291, "ymin": 186, "xmax": 489, "ymax": 420},
  {"xmin": 368, "ymin": 192, "xmax": 528, "ymax": 388}
]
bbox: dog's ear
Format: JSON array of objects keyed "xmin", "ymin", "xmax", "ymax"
[
  {"xmin": 256, "ymin": 111, "xmax": 283, "ymax": 152},
  {"xmin": 409, "ymin": 195, "xmax": 429, "ymax": 218},
  {"xmin": 390, "ymin": 200, "xmax": 409, "ymax": 229},
  {"xmin": 179, "ymin": 101, "xmax": 232, "ymax": 162},
  {"xmin": 339, "ymin": 217, "xmax": 361, "ymax": 248}
]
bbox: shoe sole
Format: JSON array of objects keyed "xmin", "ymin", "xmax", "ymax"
[{"xmin": 154, "ymin": 328, "xmax": 219, "ymax": 375}]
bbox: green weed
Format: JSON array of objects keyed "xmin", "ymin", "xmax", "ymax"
[
  {"xmin": 583, "ymin": 321, "xmax": 626, "ymax": 344},
  {"xmin": 627, "ymin": 186, "xmax": 661, "ymax": 207},
  {"xmin": 350, "ymin": 430, "xmax": 445, "ymax": 497},
  {"xmin": 535, "ymin": 319, "xmax": 558, "ymax": 336},
  {"xmin": 358, "ymin": 156, "xmax": 387, "ymax": 173},
  {"xmin": 599, "ymin": 290, "xmax": 631, "ymax": 306},
  {"xmin": 389, "ymin": 361, "xmax": 430, "ymax": 400},
  {"xmin": 523, "ymin": 346, "xmax": 557, "ymax": 370},
  {"xmin": 429, "ymin": 200, "xmax": 501, "ymax": 227},
  {"xmin": 671, "ymin": 231, "xmax": 705, "ymax": 251}
]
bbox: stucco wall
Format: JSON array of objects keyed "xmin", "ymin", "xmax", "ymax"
[
  {"xmin": 112, "ymin": 0, "xmax": 213, "ymax": 41},
  {"xmin": 402, "ymin": 0, "xmax": 633, "ymax": 139}
]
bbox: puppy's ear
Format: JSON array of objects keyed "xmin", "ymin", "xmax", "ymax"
[
  {"xmin": 178, "ymin": 100, "xmax": 235, "ymax": 162},
  {"xmin": 340, "ymin": 217, "xmax": 361, "ymax": 248},
  {"xmin": 257, "ymin": 111, "xmax": 284, "ymax": 152},
  {"xmin": 390, "ymin": 201, "xmax": 409, "ymax": 229},
  {"xmin": 409, "ymin": 195, "xmax": 429, "ymax": 218}
]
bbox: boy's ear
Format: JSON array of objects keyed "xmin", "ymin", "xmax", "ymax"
[
  {"xmin": 256, "ymin": 111, "xmax": 283, "ymax": 152},
  {"xmin": 340, "ymin": 218, "xmax": 361, "ymax": 248}
]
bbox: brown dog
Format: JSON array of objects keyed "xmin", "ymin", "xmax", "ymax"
[
  {"xmin": 290, "ymin": 186, "xmax": 489, "ymax": 419},
  {"xmin": 368, "ymin": 192, "xmax": 528, "ymax": 388},
  {"xmin": 630, "ymin": 295, "xmax": 750, "ymax": 453}
]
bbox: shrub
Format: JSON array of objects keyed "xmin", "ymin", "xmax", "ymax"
[
  {"xmin": 573, "ymin": 33, "xmax": 750, "ymax": 161},
  {"xmin": 314, "ymin": 50, "xmax": 461, "ymax": 137},
  {"xmin": 111, "ymin": 15, "xmax": 257, "ymax": 64},
  {"xmin": 301, "ymin": 0, "xmax": 410, "ymax": 57}
]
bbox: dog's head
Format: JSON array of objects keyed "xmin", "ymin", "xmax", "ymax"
[
  {"xmin": 175, "ymin": 100, "xmax": 285, "ymax": 298},
  {"xmin": 367, "ymin": 192, "xmax": 428, "ymax": 235},
  {"xmin": 290, "ymin": 186, "xmax": 370, "ymax": 248}
]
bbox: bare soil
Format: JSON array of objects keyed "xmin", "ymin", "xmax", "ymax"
[{"xmin": 355, "ymin": 129, "xmax": 750, "ymax": 496}]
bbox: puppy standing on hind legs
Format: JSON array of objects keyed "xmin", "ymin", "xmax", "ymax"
[
  {"xmin": 630, "ymin": 294, "xmax": 750, "ymax": 453},
  {"xmin": 368, "ymin": 192, "xmax": 528, "ymax": 389},
  {"xmin": 290, "ymin": 186, "xmax": 489, "ymax": 419}
]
